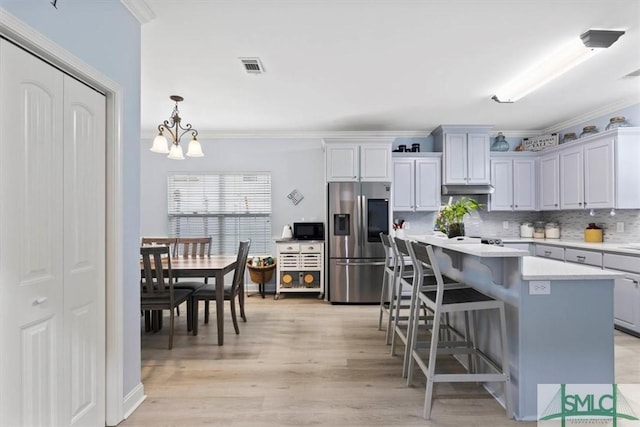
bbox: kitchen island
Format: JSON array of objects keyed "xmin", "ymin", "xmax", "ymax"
[{"xmin": 408, "ymin": 235, "xmax": 622, "ymax": 421}]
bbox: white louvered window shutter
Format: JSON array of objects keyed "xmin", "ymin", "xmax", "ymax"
[{"xmin": 167, "ymin": 173, "xmax": 272, "ymax": 256}]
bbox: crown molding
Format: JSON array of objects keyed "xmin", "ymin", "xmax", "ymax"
[
  {"xmin": 542, "ymin": 95, "xmax": 640, "ymax": 134},
  {"xmin": 141, "ymin": 129, "xmax": 431, "ymax": 140},
  {"xmin": 120, "ymin": 0, "xmax": 155, "ymax": 24}
]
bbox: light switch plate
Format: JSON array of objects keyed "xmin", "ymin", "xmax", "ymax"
[
  {"xmin": 529, "ymin": 281, "xmax": 551, "ymax": 295},
  {"xmin": 617, "ymin": 222, "xmax": 624, "ymax": 233},
  {"xmin": 503, "ymin": 221, "xmax": 509, "ymax": 229}
]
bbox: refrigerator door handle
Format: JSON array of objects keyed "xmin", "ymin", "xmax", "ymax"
[
  {"xmin": 335, "ymin": 261, "xmax": 386, "ymax": 267},
  {"xmin": 359, "ymin": 193, "xmax": 366, "ymax": 248}
]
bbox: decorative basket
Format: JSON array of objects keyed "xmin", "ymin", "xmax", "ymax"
[{"xmin": 246, "ymin": 262, "xmax": 276, "ymax": 284}]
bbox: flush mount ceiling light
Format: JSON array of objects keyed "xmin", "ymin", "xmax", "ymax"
[
  {"xmin": 150, "ymin": 95, "xmax": 203, "ymax": 160},
  {"xmin": 492, "ymin": 29, "xmax": 625, "ymax": 103}
]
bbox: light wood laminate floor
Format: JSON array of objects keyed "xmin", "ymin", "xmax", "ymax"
[{"xmin": 121, "ymin": 295, "xmax": 640, "ymax": 426}]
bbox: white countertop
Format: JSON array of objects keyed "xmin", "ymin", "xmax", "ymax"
[
  {"xmin": 501, "ymin": 237, "xmax": 640, "ymax": 256},
  {"xmin": 521, "ymin": 256, "xmax": 623, "ymax": 281},
  {"xmin": 408, "ymin": 234, "xmax": 529, "ymax": 258}
]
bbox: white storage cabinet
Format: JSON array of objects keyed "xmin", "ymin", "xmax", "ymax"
[
  {"xmin": 539, "ymin": 153, "xmax": 560, "ymax": 211},
  {"xmin": 489, "ymin": 153, "xmax": 537, "ymax": 211},
  {"xmin": 276, "ymin": 241, "xmax": 324, "ymax": 299},
  {"xmin": 432, "ymin": 125, "xmax": 492, "ymax": 185},
  {"xmin": 539, "ymin": 128, "xmax": 640, "ymax": 210},
  {"xmin": 392, "ymin": 153, "xmax": 441, "ymax": 212},
  {"xmin": 324, "ymin": 139, "xmax": 392, "ymax": 182}
]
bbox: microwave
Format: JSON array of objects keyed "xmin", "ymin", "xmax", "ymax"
[{"xmin": 293, "ymin": 222, "xmax": 325, "ymax": 241}]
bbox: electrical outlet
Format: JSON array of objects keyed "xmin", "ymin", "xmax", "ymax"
[
  {"xmin": 403, "ymin": 221, "xmax": 410, "ymax": 230},
  {"xmin": 503, "ymin": 221, "xmax": 509, "ymax": 230},
  {"xmin": 617, "ymin": 222, "xmax": 625, "ymax": 233},
  {"xmin": 529, "ymin": 281, "xmax": 551, "ymax": 295}
]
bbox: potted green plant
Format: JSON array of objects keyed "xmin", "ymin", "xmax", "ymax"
[{"xmin": 435, "ymin": 197, "xmax": 482, "ymax": 238}]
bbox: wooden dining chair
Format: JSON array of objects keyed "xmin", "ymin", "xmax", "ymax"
[
  {"xmin": 140, "ymin": 245, "xmax": 193, "ymax": 349},
  {"xmin": 175, "ymin": 236, "xmax": 212, "ymax": 259},
  {"xmin": 192, "ymin": 240, "xmax": 251, "ymax": 336},
  {"xmin": 141, "ymin": 237, "xmax": 178, "ymax": 256},
  {"xmin": 172, "ymin": 237, "xmax": 213, "ymax": 324}
]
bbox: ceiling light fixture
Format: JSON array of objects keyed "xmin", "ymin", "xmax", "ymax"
[
  {"xmin": 492, "ymin": 29, "xmax": 625, "ymax": 103},
  {"xmin": 150, "ymin": 95, "xmax": 203, "ymax": 160}
]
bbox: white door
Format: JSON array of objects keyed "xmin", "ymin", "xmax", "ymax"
[
  {"xmin": 466, "ymin": 133, "xmax": 490, "ymax": 184},
  {"xmin": 63, "ymin": 76, "xmax": 106, "ymax": 426},
  {"xmin": 560, "ymin": 146, "xmax": 584, "ymax": 210},
  {"xmin": 392, "ymin": 159, "xmax": 414, "ymax": 211},
  {"xmin": 415, "ymin": 158, "xmax": 441, "ymax": 211},
  {"xmin": 584, "ymin": 138, "xmax": 614, "ymax": 209},
  {"xmin": 0, "ymin": 41, "xmax": 105, "ymax": 427},
  {"xmin": 0, "ymin": 39, "xmax": 65, "ymax": 427},
  {"xmin": 513, "ymin": 158, "xmax": 537, "ymax": 211},
  {"xmin": 539, "ymin": 154, "xmax": 560, "ymax": 210},
  {"xmin": 489, "ymin": 159, "xmax": 513, "ymax": 211}
]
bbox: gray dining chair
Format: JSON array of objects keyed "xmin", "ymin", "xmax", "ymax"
[
  {"xmin": 191, "ymin": 240, "xmax": 251, "ymax": 336},
  {"xmin": 140, "ymin": 245, "xmax": 193, "ymax": 349}
]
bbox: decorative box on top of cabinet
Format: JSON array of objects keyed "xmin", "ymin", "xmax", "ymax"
[
  {"xmin": 324, "ymin": 138, "xmax": 392, "ymax": 182},
  {"xmin": 432, "ymin": 125, "xmax": 492, "ymax": 185},
  {"xmin": 275, "ymin": 241, "xmax": 324, "ymax": 299},
  {"xmin": 489, "ymin": 152, "xmax": 537, "ymax": 211},
  {"xmin": 392, "ymin": 153, "xmax": 442, "ymax": 212}
]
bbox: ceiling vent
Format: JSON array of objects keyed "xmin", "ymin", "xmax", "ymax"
[{"xmin": 240, "ymin": 58, "xmax": 264, "ymax": 74}]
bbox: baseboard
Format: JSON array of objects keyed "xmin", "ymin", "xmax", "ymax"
[{"xmin": 122, "ymin": 382, "xmax": 146, "ymax": 419}]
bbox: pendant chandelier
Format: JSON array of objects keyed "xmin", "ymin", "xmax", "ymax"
[{"xmin": 150, "ymin": 95, "xmax": 203, "ymax": 159}]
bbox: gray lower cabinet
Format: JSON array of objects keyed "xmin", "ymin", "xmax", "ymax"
[
  {"xmin": 604, "ymin": 253, "xmax": 640, "ymax": 335},
  {"xmin": 531, "ymin": 244, "xmax": 640, "ymax": 336},
  {"xmin": 534, "ymin": 244, "xmax": 564, "ymax": 260}
]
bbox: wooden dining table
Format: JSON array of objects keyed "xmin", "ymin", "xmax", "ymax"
[{"xmin": 144, "ymin": 255, "xmax": 237, "ymax": 345}]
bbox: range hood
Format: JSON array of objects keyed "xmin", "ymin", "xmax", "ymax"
[{"xmin": 441, "ymin": 184, "xmax": 494, "ymax": 195}]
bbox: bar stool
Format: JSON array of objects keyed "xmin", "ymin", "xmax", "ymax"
[
  {"xmin": 377, "ymin": 233, "xmax": 395, "ymax": 333},
  {"xmin": 390, "ymin": 237, "xmax": 462, "ymax": 377},
  {"xmin": 406, "ymin": 241, "xmax": 512, "ymax": 419}
]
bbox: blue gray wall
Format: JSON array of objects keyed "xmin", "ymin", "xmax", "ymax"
[{"xmin": 1, "ymin": 0, "xmax": 143, "ymax": 401}]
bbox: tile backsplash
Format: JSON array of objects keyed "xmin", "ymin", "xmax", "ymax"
[{"xmin": 394, "ymin": 208, "xmax": 640, "ymax": 243}]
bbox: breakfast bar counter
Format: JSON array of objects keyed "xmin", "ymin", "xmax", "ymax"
[{"xmin": 409, "ymin": 234, "xmax": 622, "ymax": 421}]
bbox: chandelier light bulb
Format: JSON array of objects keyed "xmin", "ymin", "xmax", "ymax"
[
  {"xmin": 167, "ymin": 143, "xmax": 185, "ymax": 160},
  {"xmin": 186, "ymin": 138, "xmax": 204, "ymax": 157},
  {"xmin": 150, "ymin": 133, "xmax": 169, "ymax": 154}
]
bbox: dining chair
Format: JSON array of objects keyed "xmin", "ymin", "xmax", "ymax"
[
  {"xmin": 175, "ymin": 236, "xmax": 212, "ymax": 258},
  {"xmin": 140, "ymin": 245, "xmax": 193, "ymax": 349},
  {"xmin": 141, "ymin": 237, "xmax": 178, "ymax": 256},
  {"xmin": 192, "ymin": 240, "xmax": 251, "ymax": 336},
  {"xmin": 405, "ymin": 242, "xmax": 511, "ymax": 419},
  {"xmin": 173, "ymin": 237, "xmax": 213, "ymax": 322}
]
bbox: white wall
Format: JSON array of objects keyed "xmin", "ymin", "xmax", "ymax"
[
  {"xmin": 140, "ymin": 137, "xmax": 326, "ymax": 251},
  {"xmin": 0, "ymin": 0, "xmax": 143, "ymax": 407}
]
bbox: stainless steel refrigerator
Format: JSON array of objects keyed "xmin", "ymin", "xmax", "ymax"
[{"xmin": 328, "ymin": 182, "xmax": 390, "ymax": 303}]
